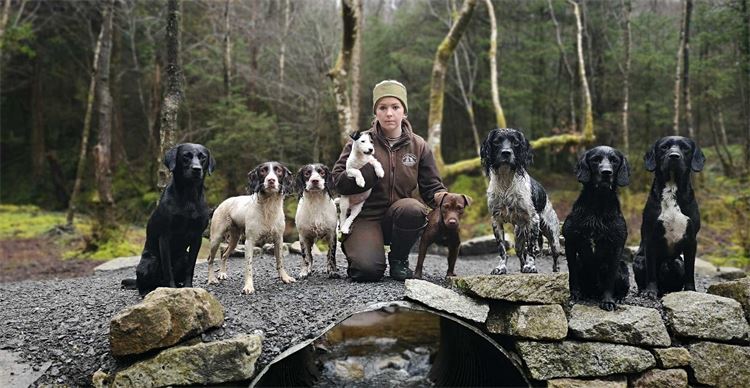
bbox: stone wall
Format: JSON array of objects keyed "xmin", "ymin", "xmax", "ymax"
[{"xmin": 406, "ymin": 275, "xmax": 750, "ymax": 387}]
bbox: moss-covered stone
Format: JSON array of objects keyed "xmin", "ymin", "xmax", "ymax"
[
  {"xmin": 708, "ymin": 277, "xmax": 750, "ymax": 323},
  {"xmin": 568, "ymin": 304, "xmax": 670, "ymax": 347},
  {"xmin": 662, "ymin": 291, "xmax": 749, "ymax": 343},
  {"xmin": 486, "ymin": 304, "xmax": 567, "ymax": 340},
  {"xmin": 630, "ymin": 369, "xmax": 687, "ymax": 388},
  {"xmin": 452, "ymin": 273, "xmax": 569, "ymax": 304},
  {"xmin": 652, "ymin": 347, "xmax": 691, "ymax": 368},
  {"xmin": 689, "ymin": 341, "xmax": 750, "ymax": 387}
]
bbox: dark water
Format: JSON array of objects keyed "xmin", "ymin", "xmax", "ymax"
[{"xmin": 313, "ymin": 306, "xmax": 440, "ymax": 387}]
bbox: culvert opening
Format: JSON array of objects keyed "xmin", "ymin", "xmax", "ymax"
[{"xmin": 253, "ymin": 302, "xmax": 529, "ymax": 387}]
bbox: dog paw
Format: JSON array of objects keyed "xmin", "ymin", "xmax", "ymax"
[
  {"xmin": 280, "ymin": 274, "xmax": 297, "ymax": 284},
  {"xmin": 413, "ymin": 271, "xmax": 423, "ymax": 279},
  {"xmin": 355, "ymin": 176, "xmax": 365, "ymax": 187},
  {"xmin": 375, "ymin": 167, "xmax": 385, "ymax": 178},
  {"xmin": 683, "ymin": 283, "xmax": 696, "ymax": 291},
  {"xmin": 570, "ymin": 289, "xmax": 582, "ymax": 301},
  {"xmin": 490, "ymin": 265, "xmax": 507, "ymax": 275},
  {"xmin": 521, "ymin": 264, "xmax": 538, "ymax": 273},
  {"xmin": 340, "ymin": 226, "xmax": 351, "ymax": 235},
  {"xmin": 642, "ymin": 288, "xmax": 658, "ymax": 300},
  {"xmin": 327, "ymin": 270, "xmax": 341, "ymax": 279},
  {"xmin": 217, "ymin": 272, "xmax": 228, "ymax": 281},
  {"xmin": 599, "ymin": 300, "xmax": 616, "ymax": 311},
  {"xmin": 241, "ymin": 286, "xmax": 255, "ymax": 294},
  {"xmin": 298, "ymin": 269, "xmax": 311, "ymax": 279}
]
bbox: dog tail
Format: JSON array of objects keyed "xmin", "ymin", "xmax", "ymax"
[
  {"xmin": 121, "ymin": 278, "xmax": 137, "ymax": 289},
  {"xmin": 539, "ymin": 199, "xmax": 561, "ymax": 253}
]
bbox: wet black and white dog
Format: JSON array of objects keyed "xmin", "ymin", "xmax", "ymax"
[
  {"xmin": 206, "ymin": 161, "xmax": 294, "ymax": 294},
  {"xmin": 563, "ymin": 146, "xmax": 631, "ymax": 310},
  {"xmin": 633, "ymin": 136, "xmax": 705, "ymax": 298},
  {"xmin": 480, "ymin": 128, "xmax": 561, "ymax": 274},
  {"xmin": 122, "ymin": 143, "xmax": 215, "ymax": 296},
  {"xmin": 294, "ymin": 163, "xmax": 339, "ymax": 279}
]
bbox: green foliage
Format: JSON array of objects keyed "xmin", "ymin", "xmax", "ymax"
[
  {"xmin": 0, "ymin": 204, "xmax": 89, "ymax": 238},
  {"xmin": 1, "ymin": 21, "xmax": 36, "ymax": 58}
]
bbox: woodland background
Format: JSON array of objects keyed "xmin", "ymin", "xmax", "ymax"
[{"xmin": 1, "ymin": 0, "xmax": 748, "ymax": 273}]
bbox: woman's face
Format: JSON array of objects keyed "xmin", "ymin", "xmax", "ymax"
[{"xmin": 375, "ymin": 97, "xmax": 405, "ymax": 134}]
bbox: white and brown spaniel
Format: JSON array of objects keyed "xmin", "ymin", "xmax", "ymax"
[{"xmin": 294, "ymin": 163, "xmax": 339, "ymax": 278}]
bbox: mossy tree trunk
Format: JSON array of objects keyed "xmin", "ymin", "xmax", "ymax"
[
  {"xmin": 350, "ymin": 0, "xmax": 363, "ymax": 130},
  {"xmin": 428, "ymin": 0, "xmax": 477, "ymax": 171},
  {"xmin": 328, "ymin": 0, "xmax": 361, "ymax": 145},
  {"xmin": 672, "ymin": 0, "xmax": 687, "ymax": 136},
  {"xmin": 682, "ymin": 0, "xmax": 694, "ymax": 139},
  {"xmin": 157, "ymin": 0, "xmax": 183, "ymax": 191},
  {"xmin": 568, "ymin": 0, "xmax": 594, "ymax": 143},
  {"xmin": 486, "ymin": 0, "xmax": 506, "ymax": 130}
]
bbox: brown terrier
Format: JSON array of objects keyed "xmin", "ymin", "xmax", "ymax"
[{"xmin": 414, "ymin": 192, "xmax": 472, "ymax": 279}]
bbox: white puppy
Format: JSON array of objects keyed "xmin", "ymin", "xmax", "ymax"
[
  {"xmin": 337, "ymin": 131, "xmax": 385, "ymax": 234},
  {"xmin": 206, "ymin": 161, "xmax": 294, "ymax": 294}
]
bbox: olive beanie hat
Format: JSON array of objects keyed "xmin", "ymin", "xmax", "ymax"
[{"xmin": 372, "ymin": 80, "xmax": 408, "ymax": 113}]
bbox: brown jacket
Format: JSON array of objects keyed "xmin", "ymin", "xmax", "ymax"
[{"xmin": 332, "ymin": 120, "xmax": 447, "ymax": 220}]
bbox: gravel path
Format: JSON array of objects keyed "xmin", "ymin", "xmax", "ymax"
[{"xmin": 0, "ymin": 250, "xmax": 720, "ymax": 387}]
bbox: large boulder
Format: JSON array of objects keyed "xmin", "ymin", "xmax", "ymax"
[
  {"xmin": 708, "ymin": 277, "xmax": 750, "ymax": 323},
  {"xmin": 110, "ymin": 288, "xmax": 224, "ymax": 357},
  {"xmin": 629, "ymin": 369, "xmax": 688, "ymax": 388},
  {"xmin": 486, "ymin": 304, "xmax": 567, "ymax": 340},
  {"xmin": 459, "ymin": 235, "xmax": 503, "ymax": 256},
  {"xmin": 516, "ymin": 340, "xmax": 655, "ymax": 380},
  {"xmin": 452, "ymin": 273, "xmax": 569, "ymax": 304},
  {"xmin": 568, "ymin": 304, "xmax": 670, "ymax": 347},
  {"xmin": 404, "ymin": 279, "xmax": 489, "ymax": 323},
  {"xmin": 688, "ymin": 341, "xmax": 750, "ymax": 387},
  {"xmin": 652, "ymin": 347, "xmax": 691, "ymax": 368},
  {"xmin": 96, "ymin": 334, "xmax": 262, "ymax": 388},
  {"xmin": 662, "ymin": 291, "xmax": 750, "ymax": 343},
  {"xmin": 547, "ymin": 377, "xmax": 626, "ymax": 388}
]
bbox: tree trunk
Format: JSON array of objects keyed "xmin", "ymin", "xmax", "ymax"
[
  {"xmin": 328, "ymin": 0, "xmax": 359, "ymax": 145},
  {"xmin": 717, "ymin": 107, "xmax": 735, "ymax": 169},
  {"xmin": 157, "ymin": 0, "xmax": 183, "ymax": 190},
  {"xmin": 279, "ymin": 0, "xmax": 290, "ymax": 87},
  {"xmin": 66, "ymin": 10, "xmax": 105, "ymax": 227},
  {"xmin": 682, "ymin": 0, "xmax": 694, "ymax": 139},
  {"xmin": 223, "ymin": 0, "xmax": 232, "ymax": 101},
  {"xmin": 672, "ymin": 0, "xmax": 686, "ymax": 136},
  {"xmin": 739, "ymin": 0, "xmax": 750, "ymax": 172},
  {"xmin": 486, "ymin": 0, "xmax": 506, "ymax": 129},
  {"xmin": 427, "ymin": 0, "xmax": 477, "ymax": 169},
  {"xmin": 549, "ymin": 0, "xmax": 576, "ymax": 129},
  {"xmin": 350, "ymin": 0, "xmax": 363, "ymax": 130},
  {"xmin": 31, "ymin": 54, "xmax": 45, "ymax": 178},
  {"xmin": 568, "ymin": 0, "xmax": 594, "ymax": 143},
  {"xmin": 708, "ymin": 105, "xmax": 732, "ymax": 177},
  {"xmin": 94, "ymin": 0, "xmax": 116, "ymax": 235},
  {"xmin": 0, "ymin": 0, "xmax": 10, "ymax": 60},
  {"xmin": 452, "ymin": 43, "xmax": 480, "ymax": 156},
  {"xmin": 621, "ymin": 0, "xmax": 631, "ymax": 155}
]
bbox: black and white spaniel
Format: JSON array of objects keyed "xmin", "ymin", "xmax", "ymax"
[
  {"xmin": 294, "ymin": 163, "xmax": 339, "ymax": 279},
  {"xmin": 633, "ymin": 136, "xmax": 705, "ymax": 298},
  {"xmin": 480, "ymin": 128, "xmax": 561, "ymax": 274},
  {"xmin": 206, "ymin": 161, "xmax": 294, "ymax": 294}
]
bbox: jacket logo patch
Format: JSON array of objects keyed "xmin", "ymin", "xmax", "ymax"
[{"xmin": 402, "ymin": 153, "xmax": 417, "ymax": 167}]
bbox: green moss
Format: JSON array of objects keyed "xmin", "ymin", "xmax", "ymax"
[{"xmin": 0, "ymin": 204, "xmax": 91, "ymax": 239}]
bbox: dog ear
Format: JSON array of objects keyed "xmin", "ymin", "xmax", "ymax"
[
  {"xmin": 281, "ymin": 164, "xmax": 294, "ymax": 196},
  {"xmin": 295, "ymin": 166, "xmax": 307, "ymax": 198},
  {"xmin": 433, "ymin": 191, "xmax": 448, "ymax": 208},
  {"xmin": 462, "ymin": 194, "xmax": 473, "ymax": 207},
  {"xmin": 200, "ymin": 145, "xmax": 216, "ymax": 175},
  {"xmin": 691, "ymin": 142, "xmax": 705, "ymax": 172},
  {"xmin": 644, "ymin": 143, "xmax": 657, "ymax": 172},
  {"xmin": 322, "ymin": 165, "xmax": 335, "ymax": 198},
  {"xmin": 523, "ymin": 134, "xmax": 534, "ymax": 166},
  {"xmin": 575, "ymin": 151, "xmax": 591, "ymax": 183},
  {"xmin": 164, "ymin": 144, "xmax": 180, "ymax": 172},
  {"xmin": 247, "ymin": 166, "xmax": 261, "ymax": 194},
  {"xmin": 616, "ymin": 152, "xmax": 631, "ymax": 187},
  {"xmin": 349, "ymin": 131, "xmax": 361, "ymax": 141},
  {"xmin": 480, "ymin": 130, "xmax": 495, "ymax": 175}
]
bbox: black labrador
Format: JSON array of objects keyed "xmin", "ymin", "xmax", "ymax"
[
  {"xmin": 562, "ymin": 146, "xmax": 631, "ymax": 310},
  {"xmin": 122, "ymin": 143, "xmax": 215, "ymax": 296},
  {"xmin": 633, "ymin": 136, "xmax": 704, "ymax": 298}
]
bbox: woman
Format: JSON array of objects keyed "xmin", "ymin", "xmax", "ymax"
[{"xmin": 332, "ymin": 80, "xmax": 446, "ymax": 281}]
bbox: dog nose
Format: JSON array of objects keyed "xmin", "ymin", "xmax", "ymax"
[
  {"xmin": 267, "ymin": 178, "xmax": 276, "ymax": 185},
  {"xmin": 669, "ymin": 153, "xmax": 681, "ymax": 159},
  {"xmin": 601, "ymin": 169, "xmax": 613, "ymax": 176},
  {"xmin": 501, "ymin": 150, "xmax": 512, "ymax": 157},
  {"xmin": 311, "ymin": 179, "xmax": 320, "ymax": 185},
  {"xmin": 447, "ymin": 219, "xmax": 457, "ymax": 225},
  {"xmin": 192, "ymin": 166, "xmax": 202, "ymax": 172}
]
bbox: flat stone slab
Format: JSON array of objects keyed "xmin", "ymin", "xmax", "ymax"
[
  {"xmin": 547, "ymin": 376, "xmax": 626, "ymax": 388},
  {"xmin": 94, "ymin": 256, "xmax": 140, "ymax": 272},
  {"xmin": 662, "ymin": 291, "xmax": 750, "ymax": 343},
  {"xmin": 95, "ymin": 334, "xmax": 262, "ymax": 387},
  {"xmin": 568, "ymin": 304, "xmax": 670, "ymax": 347},
  {"xmin": 0, "ymin": 349, "xmax": 50, "ymax": 388},
  {"xmin": 486, "ymin": 304, "xmax": 567, "ymax": 340},
  {"xmin": 708, "ymin": 277, "xmax": 750, "ymax": 322},
  {"xmin": 452, "ymin": 273, "xmax": 569, "ymax": 304},
  {"xmin": 404, "ymin": 279, "xmax": 489, "ymax": 323},
  {"xmin": 459, "ymin": 235, "xmax": 501, "ymax": 256},
  {"xmin": 695, "ymin": 257, "xmax": 746, "ymax": 279},
  {"xmin": 516, "ymin": 340, "xmax": 655, "ymax": 380},
  {"xmin": 689, "ymin": 341, "xmax": 750, "ymax": 387},
  {"xmin": 652, "ymin": 347, "xmax": 691, "ymax": 368},
  {"xmin": 630, "ymin": 368, "xmax": 688, "ymax": 388}
]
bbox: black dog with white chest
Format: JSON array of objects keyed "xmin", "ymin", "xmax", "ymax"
[
  {"xmin": 633, "ymin": 136, "xmax": 705, "ymax": 298},
  {"xmin": 563, "ymin": 146, "xmax": 631, "ymax": 310},
  {"xmin": 122, "ymin": 143, "xmax": 215, "ymax": 296}
]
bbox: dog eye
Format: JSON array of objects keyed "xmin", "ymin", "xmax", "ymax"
[{"xmin": 661, "ymin": 144, "xmax": 669, "ymax": 150}]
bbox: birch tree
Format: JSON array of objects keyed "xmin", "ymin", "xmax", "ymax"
[
  {"xmin": 672, "ymin": 0, "xmax": 687, "ymax": 135},
  {"xmin": 94, "ymin": 0, "xmax": 115, "ymax": 234},
  {"xmin": 621, "ymin": 0, "xmax": 632, "ymax": 155},
  {"xmin": 486, "ymin": 0, "xmax": 506, "ymax": 129},
  {"xmin": 427, "ymin": 0, "xmax": 477, "ymax": 170},
  {"xmin": 548, "ymin": 0, "xmax": 576, "ymax": 129},
  {"xmin": 682, "ymin": 0, "xmax": 694, "ymax": 138},
  {"xmin": 223, "ymin": 0, "xmax": 232, "ymax": 100}
]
